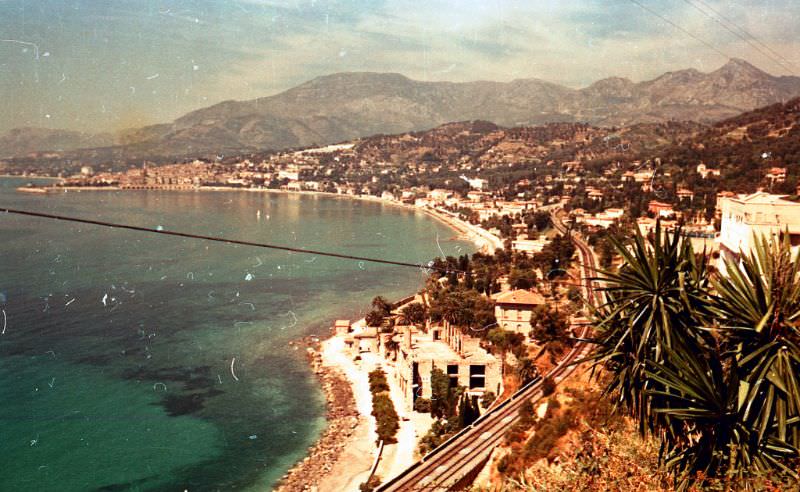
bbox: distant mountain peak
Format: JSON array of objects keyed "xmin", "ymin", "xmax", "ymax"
[
  {"xmin": 3, "ymin": 58, "xmax": 800, "ymax": 162},
  {"xmin": 714, "ymin": 57, "xmax": 770, "ymax": 78},
  {"xmin": 587, "ymin": 76, "xmax": 635, "ymax": 90}
]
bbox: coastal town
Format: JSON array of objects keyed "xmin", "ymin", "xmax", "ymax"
[
  {"xmin": 6, "ymin": 0, "xmax": 800, "ymax": 489},
  {"xmin": 12, "ymin": 107, "xmax": 800, "ymax": 491}
]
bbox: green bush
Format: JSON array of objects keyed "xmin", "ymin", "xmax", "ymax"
[
  {"xmin": 367, "ymin": 368, "xmax": 399, "ymax": 444},
  {"xmin": 359, "ymin": 475, "xmax": 381, "ymax": 492},
  {"xmin": 368, "ymin": 369, "xmax": 390, "ymax": 393},
  {"xmin": 418, "ymin": 418, "xmax": 457, "ymax": 454},
  {"xmin": 524, "ymin": 410, "xmax": 575, "ymax": 462},
  {"xmin": 518, "ymin": 398, "xmax": 536, "ymax": 425},
  {"xmin": 414, "ymin": 397, "xmax": 432, "ymax": 413},
  {"xmin": 372, "ymin": 393, "xmax": 399, "ymax": 443}
]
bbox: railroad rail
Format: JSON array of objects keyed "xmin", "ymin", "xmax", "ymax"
[{"xmin": 376, "ymin": 210, "xmax": 599, "ymax": 491}]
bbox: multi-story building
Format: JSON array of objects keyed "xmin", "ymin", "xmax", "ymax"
[
  {"xmin": 511, "ymin": 238, "xmax": 549, "ymax": 256},
  {"xmin": 393, "ymin": 322, "xmax": 502, "ymax": 412},
  {"xmin": 717, "ymin": 192, "xmax": 800, "ymax": 273},
  {"xmin": 492, "ymin": 289, "xmax": 546, "ymax": 337}
]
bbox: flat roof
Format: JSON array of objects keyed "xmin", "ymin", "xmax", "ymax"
[{"xmin": 405, "ymin": 335, "xmax": 497, "ymax": 365}]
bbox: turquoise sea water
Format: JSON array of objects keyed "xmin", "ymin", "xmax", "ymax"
[{"xmin": 0, "ymin": 179, "xmax": 472, "ymax": 491}]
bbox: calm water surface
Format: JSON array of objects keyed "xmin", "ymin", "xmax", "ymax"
[{"xmin": 0, "ymin": 179, "xmax": 472, "ymax": 491}]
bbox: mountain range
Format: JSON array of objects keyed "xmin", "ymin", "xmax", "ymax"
[{"xmin": 2, "ymin": 58, "xmax": 800, "ymax": 161}]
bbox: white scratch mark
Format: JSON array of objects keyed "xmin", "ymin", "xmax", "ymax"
[
  {"xmin": 230, "ymin": 358, "xmax": 240, "ymax": 381},
  {"xmin": 1, "ymin": 39, "xmax": 40, "ymax": 59},
  {"xmin": 1, "ymin": 309, "xmax": 6, "ymax": 335},
  {"xmin": 435, "ymin": 232, "xmax": 446, "ymax": 258}
]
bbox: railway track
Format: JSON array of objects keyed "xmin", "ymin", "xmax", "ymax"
[{"xmin": 376, "ymin": 210, "xmax": 599, "ymax": 491}]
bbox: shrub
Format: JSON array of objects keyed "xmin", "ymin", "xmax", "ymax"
[
  {"xmin": 367, "ymin": 368, "xmax": 399, "ymax": 444},
  {"xmin": 368, "ymin": 369, "xmax": 390, "ymax": 393},
  {"xmin": 480, "ymin": 391, "xmax": 497, "ymax": 409},
  {"xmin": 359, "ymin": 475, "xmax": 381, "ymax": 492},
  {"xmin": 541, "ymin": 376, "xmax": 556, "ymax": 397},
  {"xmin": 518, "ymin": 398, "xmax": 536, "ymax": 425},
  {"xmin": 524, "ymin": 410, "xmax": 575, "ymax": 462},
  {"xmin": 414, "ymin": 397, "xmax": 432, "ymax": 413},
  {"xmin": 418, "ymin": 418, "xmax": 456, "ymax": 454}
]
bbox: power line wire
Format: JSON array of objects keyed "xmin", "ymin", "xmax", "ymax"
[
  {"xmin": 689, "ymin": 0, "xmax": 799, "ymax": 73},
  {"xmin": 626, "ymin": 0, "xmax": 731, "ymax": 59},
  {"xmin": 0, "ymin": 207, "xmax": 466, "ymax": 275},
  {"xmin": 679, "ymin": 0, "xmax": 798, "ymax": 75}
]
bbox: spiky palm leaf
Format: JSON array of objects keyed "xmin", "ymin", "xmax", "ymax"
[
  {"xmin": 646, "ymin": 343, "xmax": 798, "ymax": 490},
  {"xmin": 589, "ymin": 225, "xmax": 800, "ymax": 489},
  {"xmin": 711, "ymin": 234, "xmax": 800, "ymax": 473},
  {"xmin": 588, "ymin": 221, "xmax": 713, "ymax": 428}
]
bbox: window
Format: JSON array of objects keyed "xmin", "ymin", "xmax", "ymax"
[
  {"xmin": 447, "ymin": 364, "xmax": 459, "ymax": 388},
  {"xmin": 469, "ymin": 365, "xmax": 486, "ymax": 389}
]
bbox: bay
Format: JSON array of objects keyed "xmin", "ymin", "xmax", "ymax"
[{"xmin": 0, "ymin": 178, "xmax": 472, "ymax": 491}]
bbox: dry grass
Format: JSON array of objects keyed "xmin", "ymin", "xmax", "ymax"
[{"xmin": 479, "ymin": 368, "xmax": 667, "ymax": 492}]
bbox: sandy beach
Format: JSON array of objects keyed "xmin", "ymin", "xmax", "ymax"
[{"xmin": 275, "ymin": 336, "xmax": 375, "ymax": 492}]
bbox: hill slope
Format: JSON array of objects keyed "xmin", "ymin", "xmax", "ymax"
[
  {"xmin": 2, "ymin": 59, "xmax": 799, "ymax": 162},
  {"xmin": 0, "ymin": 127, "xmax": 114, "ymax": 158}
]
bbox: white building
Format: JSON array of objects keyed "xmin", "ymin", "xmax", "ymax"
[
  {"xmin": 512, "ymin": 238, "xmax": 549, "ymax": 256},
  {"xmin": 393, "ymin": 323, "xmax": 502, "ymax": 412},
  {"xmin": 717, "ymin": 192, "xmax": 800, "ymax": 273},
  {"xmin": 697, "ymin": 163, "xmax": 720, "ymax": 179},
  {"xmin": 278, "ymin": 169, "xmax": 300, "ymax": 181},
  {"xmin": 464, "ymin": 177, "xmax": 488, "ymax": 190}
]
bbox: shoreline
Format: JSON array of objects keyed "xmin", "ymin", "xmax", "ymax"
[
  {"xmin": 277, "ymin": 293, "xmax": 425, "ymax": 492},
  {"xmin": 3, "ymin": 176, "xmax": 501, "ymax": 488},
  {"xmin": 275, "ymin": 335, "xmax": 371, "ymax": 492},
  {"xmin": 0, "ymin": 174, "xmax": 61, "ymax": 179},
  {"xmin": 8, "ymin": 181, "xmax": 501, "ymax": 253}
]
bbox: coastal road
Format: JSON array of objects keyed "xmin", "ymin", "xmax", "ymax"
[{"xmin": 376, "ymin": 210, "xmax": 600, "ymax": 491}]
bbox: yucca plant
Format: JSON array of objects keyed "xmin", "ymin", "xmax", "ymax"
[
  {"xmin": 590, "ymin": 225, "xmax": 800, "ymax": 490},
  {"xmin": 710, "ymin": 233, "xmax": 800, "ymax": 482},
  {"xmin": 645, "ymin": 343, "xmax": 797, "ymax": 490},
  {"xmin": 589, "ymin": 221, "xmax": 713, "ymax": 431}
]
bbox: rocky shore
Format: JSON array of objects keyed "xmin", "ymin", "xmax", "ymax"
[{"xmin": 275, "ymin": 337, "xmax": 366, "ymax": 492}]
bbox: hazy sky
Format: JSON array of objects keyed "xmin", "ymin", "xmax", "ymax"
[{"xmin": 1, "ymin": 0, "xmax": 798, "ymax": 134}]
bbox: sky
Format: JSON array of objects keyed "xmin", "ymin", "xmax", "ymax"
[{"xmin": 1, "ymin": 0, "xmax": 799, "ymax": 134}]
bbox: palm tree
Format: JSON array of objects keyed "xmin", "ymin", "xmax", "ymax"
[{"xmin": 384, "ymin": 337, "xmax": 400, "ymax": 361}]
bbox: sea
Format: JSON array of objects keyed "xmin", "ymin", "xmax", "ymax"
[{"xmin": 0, "ymin": 178, "xmax": 473, "ymax": 491}]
